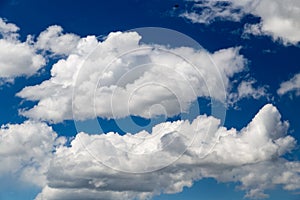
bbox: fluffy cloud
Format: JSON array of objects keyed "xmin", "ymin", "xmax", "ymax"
[
  {"xmin": 0, "ymin": 19, "xmax": 81, "ymax": 82},
  {"xmin": 277, "ymin": 73, "xmax": 300, "ymax": 96},
  {"xmin": 35, "ymin": 25, "xmax": 81, "ymax": 56},
  {"xmin": 0, "ymin": 18, "xmax": 19, "ymax": 39},
  {"xmin": 0, "ymin": 121, "xmax": 65, "ymax": 187},
  {"xmin": 0, "ymin": 18, "xmax": 45, "ymax": 79},
  {"xmin": 18, "ymin": 31, "xmax": 246, "ymax": 123},
  {"xmin": 181, "ymin": 0, "xmax": 300, "ymax": 45},
  {"xmin": 35, "ymin": 104, "xmax": 299, "ymax": 199}
]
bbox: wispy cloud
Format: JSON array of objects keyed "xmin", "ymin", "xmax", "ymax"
[
  {"xmin": 278, "ymin": 73, "xmax": 300, "ymax": 96},
  {"xmin": 181, "ymin": 0, "xmax": 300, "ymax": 45}
]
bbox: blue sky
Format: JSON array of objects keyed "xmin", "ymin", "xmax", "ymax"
[{"xmin": 0, "ymin": 0, "xmax": 300, "ymax": 199}]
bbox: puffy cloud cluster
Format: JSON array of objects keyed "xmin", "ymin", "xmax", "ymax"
[
  {"xmin": 0, "ymin": 18, "xmax": 84, "ymax": 83},
  {"xmin": 35, "ymin": 25, "xmax": 81, "ymax": 56},
  {"xmin": 0, "ymin": 121, "xmax": 64, "ymax": 186},
  {"xmin": 18, "ymin": 31, "xmax": 246, "ymax": 123},
  {"xmin": 0, "ymin": 18, "xmax": 45, "ymax": 80},
  {"xmin": 0, "ymin": 17, "xmax": 298, "ymax": 200},
  {"xmin": 34, "ymin": 104, "xmax": 300, "ymax": 200},
  {"xmin": 277, "ymin": 73, "xmax": 300, "ymax": 96},
  {"xmin": 181, "ymin": 0, "xmax": 300, "ymax": 45}
]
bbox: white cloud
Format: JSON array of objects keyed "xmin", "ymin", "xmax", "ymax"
[
  {"xmin": 245, "ymin": 0, "xmax": 300, "ymax": 45},
  {"xmin": 219, "ymin": 160, "xmax": 300, "ymax": 199},
  {"xmin": 277, "ymin": 73, "xmax": 300, "ymax": 96},
  {"xmin": 35, "ymin": 25, "xmax": 81, "ymax": 56},
  {"xmin": 17, "ymin": 31, "xmax": 246, "ymax": 123},
  {"xmin": 0, "ymin": 121, "xmax": 65, "ymax": 187},
  {"xmin": 180, "ymin": 0, "xmax": 246, "ymax": 24},
  {"xmin": 228, "ymin": 80, "xmax": 269, "ymax": 104},
  {"xmin": 0, "ymin": 20, "xmax": 81, "ymax": 82},
  {"xmin": 0, "ymin": 18, "xmax": 45, "ymax": 79},
  {"xmin": 237, "ymin": 80, "xmax": 268, "ymax": 99},
  {"xmin": 0, "ymin": 18, "xmax": 19, "ymax": 40},
  {"xmin": 181, "ymin": 0, "xmax": 300, "ymax": 45},
  {"xmin": 35, "ymin": 104, "xmax": 299, "ymax": 199}
]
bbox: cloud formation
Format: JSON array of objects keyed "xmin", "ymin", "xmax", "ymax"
[
  {"xmin": 35, "ymin": 25, "xmax": 81, "ymax": 56},
  {"xmin": 0, "ymin": 121, "xmax": 64, "ymax": 187},
  {"xmin": 35, "ymin": 104, "xmax": 299, "ymax": 200},
  {"xmin": 0, "ymin": 16, "xmax": 298, "ymax": 200},
  {"xmin": 180, "ymin": 0, "xmax": 246, "ymax": 24},
  {"xmin": 0, "ymin": 19, "xmax": 84, "ymax": 84},
  {"xmin": 277, "ymin": 73, "xmax": 300, "ymax": 96},
  {"xmin": 18, "ymin": 31, "xmax": 246, "ymax": 123},
  {"xmin": 228, "ymin": 80, "xmax": 269, "ymax": 105},
  {"xmin": 0, "ymin": 18, "xmax": 45, "ymax": 80},
  {"xmin": 181, "ymin": 0, "xmax": 300, "ymax": 45}
]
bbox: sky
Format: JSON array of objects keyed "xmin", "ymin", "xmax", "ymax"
[{"xmin": 0, "ymin": 0, "xmax": 300, "ymax": 199}]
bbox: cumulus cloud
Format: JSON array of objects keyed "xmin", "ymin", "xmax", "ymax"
[
  {"xmin": 0, "ymin": 18, "xmax": 19, "ymax": 40},
  {"xmin": 0, "ymin": 19, "xmax": 82, "ymax": 83},
  {"xmin": 277, "ymin": 73, "xmax": 300, "ymax": 96},
  {"xmin": 0, "ymin": 121, "xmax": 65, "ymax": 187},
  {"xmin": 18, "ymin": 31, "xmax": 246, "ymax": 123},
  {"xmin": 35, "ymin": 25, "xmax": 81, "ymax": 56},
  {"xmin": 0, "ymin": 18, "xmax": 45, "ymax": 80},
  {"xmin": 181, "ymin": 0, "xmax": 300, "ymax": 45},
  {"xmin": 35, "ymin": 104, "xmax": 300, "ymax": 199}
]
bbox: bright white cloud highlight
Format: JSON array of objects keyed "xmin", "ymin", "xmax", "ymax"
[
  {"xmin": 181, "ymin": 0, "xmax": 300, "ymax": 45},
  {"xmin": 0, "ymin": 121, "xmax": 64, "ymax": 187},
  {"xmin": 0, "ymin": 18, "xmax": 45, "ymax": 79},
  {"xmin": 35, "ymin": 104, "xmax": 299, "ymax": 200},
  {"xmin": 18, "ymin": 31, "xmax": 246, "ymax": 123},
  {"xmin": 0, "ymin": 18, "xmax": 19, "ymax": 39},
  {"xmin": 35, "ymin": 25, "xmax": 81, "ymax": 56},
  {"xmin": 277, "ymin": 73, "xmax": 300, "ymax": 96}
]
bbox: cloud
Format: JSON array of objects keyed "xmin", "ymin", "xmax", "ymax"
[
  {"xmin": 35, "ymin": 104, "xmax": 299, "ymax": 199},
  {"xmin": 180, "ymin": 0, "xmax": 246, "ymax": 24},
  {"xmin": 0, "ymin": 20, "xmax": 81, "ymax": 83},
  {"xmin": 17, "ymin": 31, "xmax": 246, "ymax": 123},
  {"xmin": 0, "ymin": 18, "xmax": 19, "ymax": 40},
  {"xmin": 277, "ymin": 73, "xmax": 300, "ymax": 96},
  {"xmin": 181, "ymin": 0, "xmax": 300, "ymax": 45},
  {"xmin": 219, "ymin": 160, "xmax": 300, "ymax": 199},
  {"xmin": 0, "ymin": 18, "xmax": 45, "ymax": 80},
  {"xmin": 0, "ymin": 121, "xmax": 65, "ymax": 187},
  {"xmin": 35, "ymin": 25, "xmax": 81, "ymax": 56},
  {"xmin": 228, "ymin": 80, "xmax": 269, "ymax": 105}
]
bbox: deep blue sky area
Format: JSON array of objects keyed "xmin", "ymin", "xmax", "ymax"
[{"xmin": 0, "ymin": 0, "xmax": 299, "ymax": 200}]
